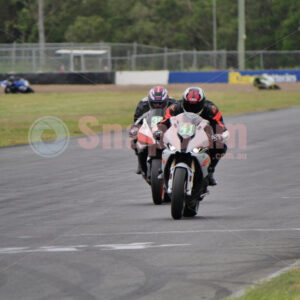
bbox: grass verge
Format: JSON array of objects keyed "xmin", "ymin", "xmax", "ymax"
[
  {"xmin": 225, "ymin": 266, "xmax": 300, "ymax": 300},
  {"xmin": 0, "ymin": 87, "xmax": 299, "ymax": 147}
]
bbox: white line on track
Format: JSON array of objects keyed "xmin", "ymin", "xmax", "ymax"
[
  {"xmin": 61, "ymin": 228, "xmax": 300, "ymax": 237},
  {"xmin": 94, "ymin": 242, "xmax": 191, "ymax": 250},
  {"xmin": 0, "ymin": 243, "xmax": 191, "ymax": 254}
]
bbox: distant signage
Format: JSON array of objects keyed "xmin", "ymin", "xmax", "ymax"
[
  {"xmin": 229, "ymin": 72, "xmax": 256, "ymax": 84},
  {"xmin": 229, "ymin": 70, "xmax": 299, "ymax": 84},
  {"xmin": 271, "ymin": 73, "xmax": 297, "ymax": 82},
  {"xmin": 169, "ymin": 70, "xmax": 300, "ymax": 84},
  {"xmin": 169, "ymin": 71, "xmax": 229, "ymax": 84}
]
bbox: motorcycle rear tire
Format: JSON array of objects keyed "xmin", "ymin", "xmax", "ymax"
[
  {"xmin": 150, "ymin": 159, "xmax": 163, "ymax": 205},
  {"xmin": 171, "ymin": 168, "xmax": 187, "ymax": 220}
]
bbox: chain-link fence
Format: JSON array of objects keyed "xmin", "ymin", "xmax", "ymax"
[{"xmin": 0, "ymin": 43, "xmax": 299, "ymax": 73}]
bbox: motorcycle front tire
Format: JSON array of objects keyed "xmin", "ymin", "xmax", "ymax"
[
  {"xmin": 150, "ymin": 159, "xmax": 163, "ymax": 205},
  {"xmin": 171, "ymin": 168, "xmax": 187, "ymax": 220}
]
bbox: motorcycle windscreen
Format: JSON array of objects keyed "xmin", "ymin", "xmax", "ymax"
[
  {"xmin": 163, "ymin": 113, "xmax": 209, "ymax": 152},
  {"xmin": 145, "ymin": 108, "xmax": 167, "ymax": 125}
]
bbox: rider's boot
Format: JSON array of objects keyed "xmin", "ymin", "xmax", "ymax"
[
  {"xmin": 208, "ymin": 163, "xmax": 218, "ymax": 186},
  {"xmin": 136, "ymin": 164, "xmax": 142, "ymax": 174},
  {"xmin": 207, "ymin": 145, "xmax": 227, "ymax": 186},
  {"xmin": 208, "ymin": 173, "xmax": 217, "ymax": 186}
]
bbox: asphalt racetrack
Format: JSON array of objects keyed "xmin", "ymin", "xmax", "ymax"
[{"xmin": 0, "ymin": 107, "xmax": 300, "ymax": 300}]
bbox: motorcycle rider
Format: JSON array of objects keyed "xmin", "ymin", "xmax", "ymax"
[
  {"xmin": 129, "ymin": 86, "xmax": 176, "ymax": 175},
  {"xmin": 7, "ymin": 75, "xmax": 16, "ymax": 86},
  {"xmin": 3, "ymin": 75, "xmax": 34, "ymax": 94},
  {"xmin": 157, "ymin": 87, "xmax": 229, "ymax": 186},
  {"xmin": 253, "ymin": 73, "xmax": 280, "ymax": 90},
  {"xmin": 7, "ymin": 75, "xmax": 15, "ymax": 83}
]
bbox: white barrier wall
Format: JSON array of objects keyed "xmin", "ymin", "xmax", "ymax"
[{"xmin": 116, "ymin": 71, "xmax": 169, "ymax": 85}]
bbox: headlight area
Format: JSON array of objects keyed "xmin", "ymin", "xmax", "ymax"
[
  {"xmin": 168, "ymin": 143, "xmax": 176, "ymax": 151},
  {"xmin": 192, "ymin": 147, "xmax": 201, "ymax": 153}
]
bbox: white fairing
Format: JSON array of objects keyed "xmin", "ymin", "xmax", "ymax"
[{"xmin": 261, "ymin": 74, "xmax": 275, "ymax": 87}]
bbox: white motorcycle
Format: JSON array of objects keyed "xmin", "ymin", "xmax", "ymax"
[{"xmin": 160, "ymin": 112, "xmax": 214, "ymax": 219}]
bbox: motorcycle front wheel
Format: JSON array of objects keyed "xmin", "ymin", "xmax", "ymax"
[
  {"xmin": 150, "ymin": 159, "xmax": 163, "ymax": 205},
  {"xmin": 4, "ymin": 87, "xmax": 11, "ymax": 94},
  {"xmin": 171, "ymin": 168, "xmax": 187, "ymax": 219}
]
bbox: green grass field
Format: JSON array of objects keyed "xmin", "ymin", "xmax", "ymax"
[
  {"xmin": 225, "ymin": 266, "xmax": 300, "ymax": 300},
  {"xmin": 0, "ymin": 85, "xmax": 300, "ymax": 147}
]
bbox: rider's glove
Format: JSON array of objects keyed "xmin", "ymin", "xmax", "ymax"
[
  {"xmin": 212, "ymin": 130, "xmax": 229, "ymax": 143},
  {"xmin": 221, "ymin": 130, "xmax": 229, "ymax": 142},
  {"xmin": 154, "ymin": 130, "xmax": 162, "ymax": 141},
  {"xmin": 129, "ymin": 125, "xmax": 139, "ymax": 138},
  {"xmin": 211, "ymin": 134, "xmax": 222, "ymax": 143}
]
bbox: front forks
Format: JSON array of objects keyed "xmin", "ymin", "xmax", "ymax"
[{"xmin": 167, "ymin": 162, "xmax": 195, "ymax": 196}]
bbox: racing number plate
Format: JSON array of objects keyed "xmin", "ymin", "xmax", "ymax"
[
  {"xmin": 179, "ymin": 123, "xmax": 195, "ymax": 136},
  {"xmin": 151, "ymin": 116, "xmax": 163, "ymax": 125}
]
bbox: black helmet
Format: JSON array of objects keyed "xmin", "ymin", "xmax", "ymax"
[
  {"xmin": 182, "ymin": 87, "xmax": 206, "ymax": 114},
  {"xmin": 148, "ymin": 86, "xmax": 169, "ymax": 109}
]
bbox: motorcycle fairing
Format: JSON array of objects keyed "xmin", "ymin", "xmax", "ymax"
[{"xmin": 137, "ymin": 118, "xmax": 155, "ymax": 146}]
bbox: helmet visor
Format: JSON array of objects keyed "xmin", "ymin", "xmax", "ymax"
[
  {"xmin": 150, "ymin": 101, "xmax": 166, "ymax": 109},
  {"xmin": 183, "ymin": 100, "xmax": 204, "ymax": 114}
]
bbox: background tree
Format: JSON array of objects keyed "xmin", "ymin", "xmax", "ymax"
[
  {"xmin": 65, "ymin": 16, "xmax": 111, "ymax": 42},
  {"xmin": 0, "ymin": 0, "xmax": 299, "ymax": 51},
  {"xmin": 273, "ymin": 0, "xmax": 300, "ymax": 50}
]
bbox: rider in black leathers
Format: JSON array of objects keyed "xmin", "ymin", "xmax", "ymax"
[
  {"xmin": 158, "ymin": 87, "xmax": 229, "ymax": 186},
  {"xmin": 130, "ymin": 86, "xmax": 176, "ymax": 175},
  {"xmin": 133, "ymin": 90, "xmax": 176, "ymax": 123}
]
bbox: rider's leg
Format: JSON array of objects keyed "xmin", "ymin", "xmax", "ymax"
[
  {"xmin": 135, "ymin": 150, "xmax": 142, "ymax": 174},
  {"xmin": 208, "ymin": 144, "xmax": 227, "ymax": 186},
  {"xmin": 138, "ymin": 148, "xmax": 148, "ymax": 176}
]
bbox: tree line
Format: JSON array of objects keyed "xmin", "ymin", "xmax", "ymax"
[{"xmin": 0, "ymin": 0, "xmax": 299, "ymax": 50}]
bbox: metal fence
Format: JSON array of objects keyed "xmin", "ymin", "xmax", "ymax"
[{"xmin": 0, "ymin": 43, "xmax": 299, "ymax": 73}]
